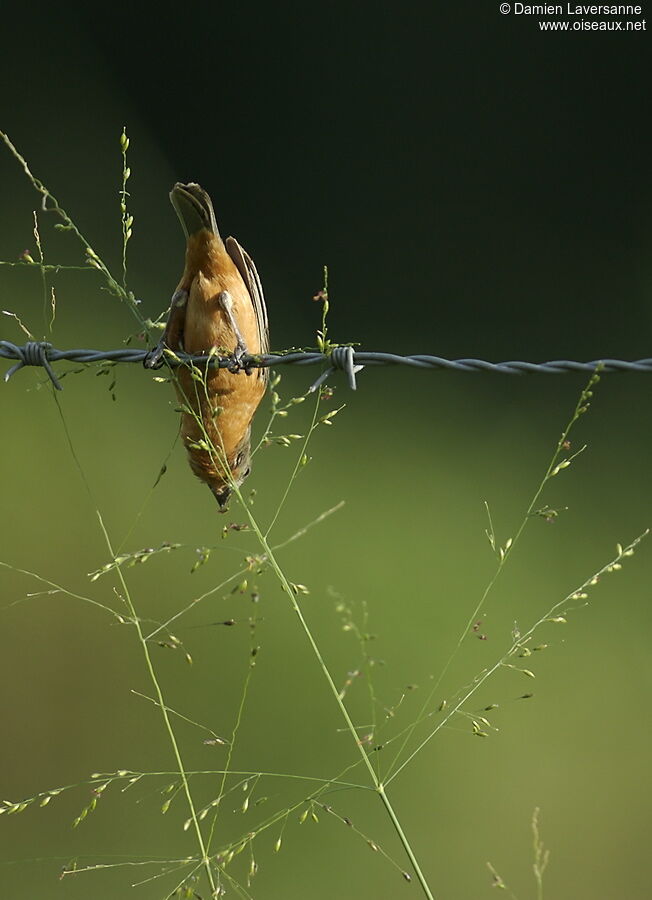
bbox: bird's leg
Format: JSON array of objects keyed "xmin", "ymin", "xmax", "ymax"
[
  {"xmin": 217, "ymin": 290, "xmax": 248, "ymax": 368},
  {"xmin": 144, "ymin": 289, "xmax": 188, "ymax": 369}
]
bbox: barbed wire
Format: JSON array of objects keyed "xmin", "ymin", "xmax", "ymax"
[{"xmin": 2, "ymin": 339, "xmax": 651, "ymax": 393}]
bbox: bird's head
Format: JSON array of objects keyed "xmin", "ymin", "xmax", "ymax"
[{"xmin": 210, "ymin": 437, "xmax": 253, "ymax": 512}]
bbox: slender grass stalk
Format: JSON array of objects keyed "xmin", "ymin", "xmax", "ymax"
[
  {"xmin": 0, "ymin": 131, "xmax": 144, "ymax": 327},
  {"xmin": 241, "ymin": 502, "xmax": 436, "ymax": 897},
  {"xmin": 173, "ymin": 362, "xmax": 438, "ymax": 897},
  {"xmin": 119, "ymin": 127, "xmax": 133, "ymax": 291},
  {"xmin": 532, "ymin": 807, "xmax": 549, "ymax": 900},
  {"xmin": 95, "ymin": 512, "xmax": 218, "ymax": 897},
  {"xmin": 383, "ymin": 528, "xmax": 646, "ymax": 788},
  {"xmin": 46, "ymin": 384, "xmax": 222, "ymax": 895},
  {"xmin": 378, "ymin": 786, "xmax": 432, "ymax": 895},
  {"xmin": 205, "ymin": 636, "xmax": 256, "ymax": 855},
  {"xmin": 263, "ymin": 390, "xmax": 322, "ymax": 538},
  {"xmin": 385, "ymin": 368, "xmax": 602, "ymax": 785}
]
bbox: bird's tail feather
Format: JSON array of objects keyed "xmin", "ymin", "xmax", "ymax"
[{"xmin": 170, "ymin": 182, "xmax": 219, "ymax": 238}]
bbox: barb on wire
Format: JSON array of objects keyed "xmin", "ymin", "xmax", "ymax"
[
  {"xmin": 2, "ymin": 341, "xmax": 63, "ymax": 390},
  {"xmin": 2, "ymin": 340, "xmax": 652, "ymax": 392}
]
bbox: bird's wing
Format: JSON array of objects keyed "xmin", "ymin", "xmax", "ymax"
[{"xmin": 225, "ymin": 236, "xmax": 270, "ymax": 369}]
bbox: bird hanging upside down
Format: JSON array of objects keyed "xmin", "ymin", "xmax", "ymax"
[{"xmin": 145, "ymin": 183, "xmax": 269, "ymax": 509}]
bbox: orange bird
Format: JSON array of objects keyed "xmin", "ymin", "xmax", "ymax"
[{"xmin": 145, "ymin": 183, "xmax": 269, "ymax": 509}]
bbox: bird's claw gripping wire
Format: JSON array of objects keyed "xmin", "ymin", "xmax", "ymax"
[
  {"xmin": 217, "ymin": 291, "xmax": 251, "ymax": 374},
  {"xmin": 144, "ymin": 289, "xmax": 189, "ymax": 370},
  {"xmin": 143, "ymin": 343, "xmax": 167, "ymax": 370},
  {"xmin": 226, "ymin": 347, "xmax": 247, "ymax": 373}
]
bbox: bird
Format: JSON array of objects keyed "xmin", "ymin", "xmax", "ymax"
[{"xmin": 145, "ymin": 183, "xmax": 269, "ymax": 509}]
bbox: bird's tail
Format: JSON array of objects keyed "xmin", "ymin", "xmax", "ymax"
[{"xmin": 170, "ymin": 182, "xmax": 220, "ymax": 238}]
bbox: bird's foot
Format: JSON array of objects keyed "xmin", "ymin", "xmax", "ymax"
[
  {"xmin": 144, "ymin": 290, "xmax": 188, "ymax": 369},
  {"xmin": 218, "ymin": 291, "xmax": 249, "ymax": 372},
  {"xmin": 143, "ymin": 341, "xmax": 167, "ymax": 369},
  {"xmin": 228, "ymin": 338, "xmax": 249, "ymax": 372}
]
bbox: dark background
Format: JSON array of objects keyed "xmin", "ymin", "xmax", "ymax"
[
  {"xmin": 1, "ymin": 3, "xmax": 651, "ymax": 899},
  {"xmin": 3, "ymin": 3, "xmax": 651, "ymax": 357}
]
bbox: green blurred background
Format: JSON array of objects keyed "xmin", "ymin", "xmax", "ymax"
[{"xmin": 1, "ymin": 3, "xmax": 651, "ymax": 898}]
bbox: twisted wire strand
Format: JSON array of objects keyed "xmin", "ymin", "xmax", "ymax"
[{"xmin": 2, "ymin": 340, "xmax": 651, "ymax": 392}]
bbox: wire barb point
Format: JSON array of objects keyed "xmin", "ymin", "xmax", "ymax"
[{"xmin": 2, "ymin": 340, "xmax": 62, "ymax": 390}]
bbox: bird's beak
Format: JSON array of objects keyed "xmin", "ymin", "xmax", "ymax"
[{"xmin": 212, "ymin": 486, "xmax": 232, "ymax": 512}]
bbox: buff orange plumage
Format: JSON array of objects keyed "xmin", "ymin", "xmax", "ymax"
[{"xmin": 145, "ymin": 183, "xmax": 268, "ymax": 509}]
